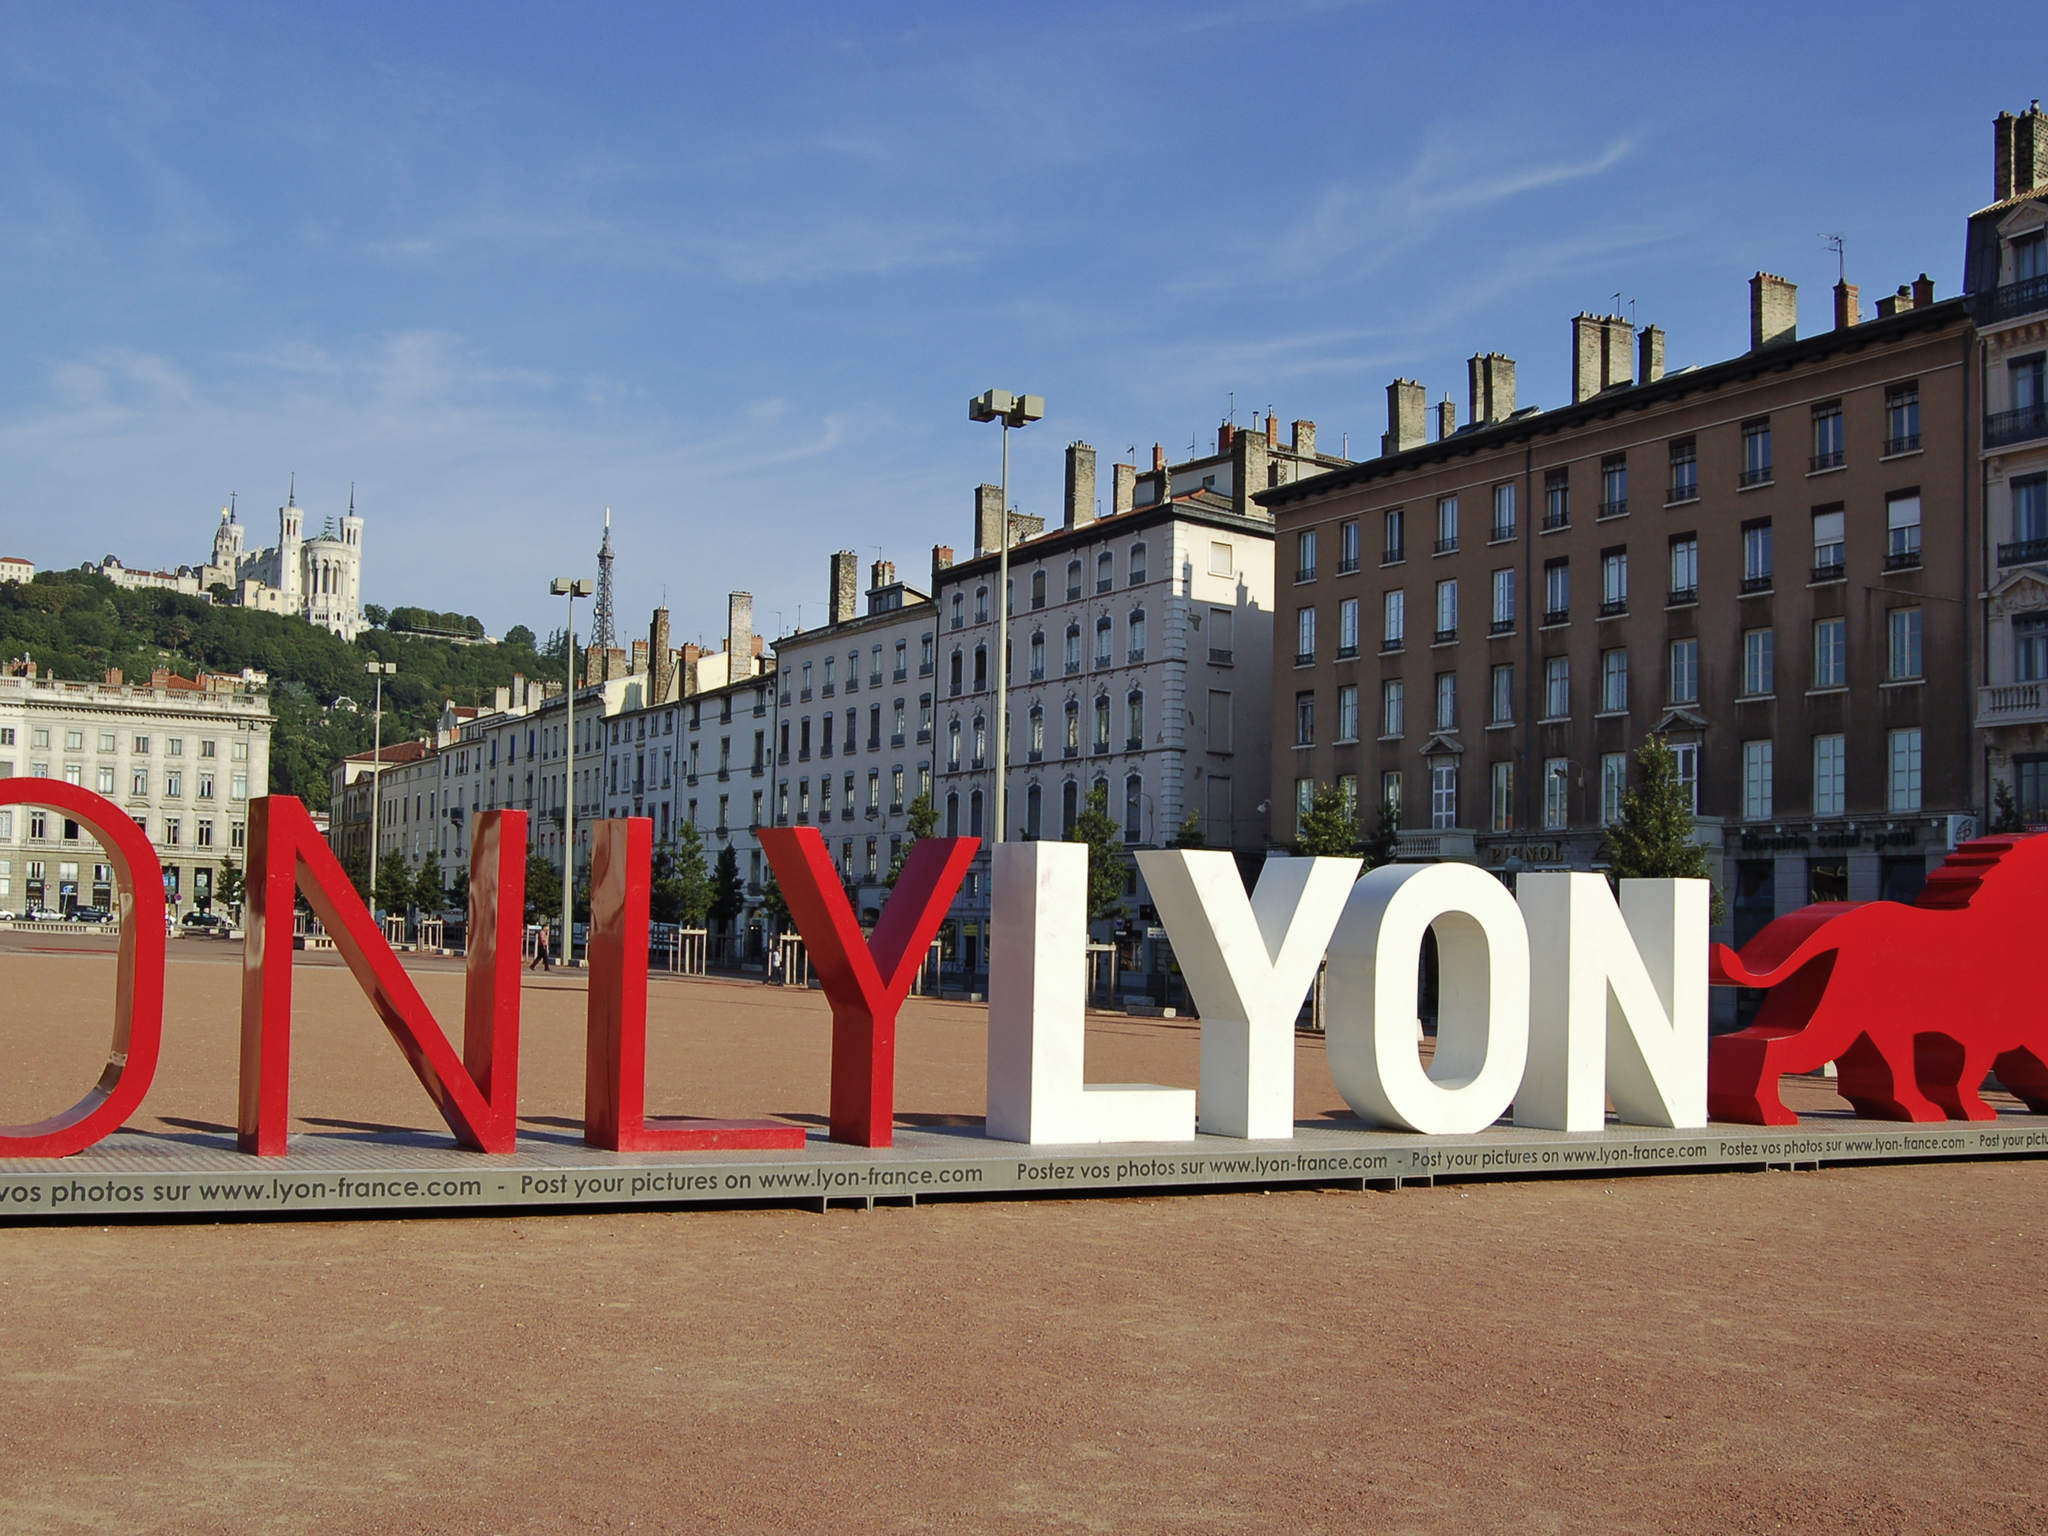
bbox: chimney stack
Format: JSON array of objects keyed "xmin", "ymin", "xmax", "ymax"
[
  {"xmin": 869, "ymin": 558, "xmax": 895, "ymax": 592},
  {"xmin": 931, "ymin": 544, "xmax": 954, "ymax": 588},
  {"xmin": 1467, "ymin": 352, "xmax": 1517, "ymax": 424},
  {"xmin": 1912, "ymin": 272, "xmax": 1936, "ymax": 308},
  {"xmin": 1571, "ymin": 315, "xmax": 1603, "ymax": 401},
  {"xmin": 2008, "ymin": 101, "xmax": 2048, "ymax": 198},
  {"xmin": 630, "ymin": 638, "xmax": 649, "ymax": 675},
  {"xmin": 1600, "ymin": 317, "xmax": 1634, "ymax": 390},
  {"xmin": 1265, "ymin": 411, "xmax": 1277, "ymax": 443},
  {"xmin": 1218, "ymin": 422, "xmax": 1237, "ymax": 453},
  {"xmin": 1063, "ymin": 441, "xmax": 1095, "ymax": 531},
  {"xmin": 974, "ymin": 484, "xmax": 1005, "ymax": 556},
  {"xmin": 1381, "ymin": 379, "xmax": 1425, "ymax": 455},
  {"xmin": 649, "ymin": 608, "xmax": 673, "ymax": 701},
  {"xmin": 1637, "ymin": 324, "xmax": 1665, "ymax": 383},
  {"xmin": 680, "ymin": 642, "xmax": 702, "ymax": 696},
  {"xmin": 1435, "ymin": 396, "xmax": 1456, "ymax": 440},
  {"xmin": 1749, "ymin": 273, "xmax": 1797, "ymax": 349},
  {"xmin": 828, "ymin": 550, "xmax": 859, "ymax": 626},
  {"xmin": 726, "ymin": 592, "xmax": 754, "ymax": 682},
  {"xmin": 1112, "ymin": 463, "xmax": 1136, "ymax": 516},
  {"xmin": 1291, "ymin": 420, "xmax": 1316, "ymax": 458},
  {"xmin": 1833, "ymin": 282, "xmax": 1860, "ymax": 330},
  {"xmin": 1998, "ymin": 109, "xmax": 2018, "ymax": 201}
]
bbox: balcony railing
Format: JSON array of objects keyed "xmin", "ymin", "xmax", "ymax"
[
  {"xmin": 1978, "ymin": 681, "xmax": 2048, "ymax": 727},
  {"xmin": 1883, "ymin": 432, "xmax": 1921, "ymax": 455},
  {"xmin": 1810, "ymin": 560, "xmax": 1845, "ymax": 584},
  {"xmin": 1126, "ymin": 736, "xmax": 1144, "ymax": 751},
  {"xmin": 1884, "ymin": 546, "xmax": 1924, "ymax": 571},
  {"xmin": 1488, "ymin": 618, "xmax": 1514, "ymax": 636},
  {"xmin": 1432, "ymin": 626, "xmax": 1458, "ymax": 644},
  {"xmin": 1665, "ymin": 484, "xmax": 1699, "ymax": 506},
  {"xmin": 1542, "ymin": 509, "xmax": 1570, "ymax": 530},
  {"xmin": 1382, "ymin": 547, "xmax": 1406, "ymax": 565},
  {"xmin": 1667, "ymin": 585, "xmax": 1698, "ymax": 606},
  {"xmin": 1740, "ymin": 574, "xmax": 1773, "ymax": 594},
  {"xmin": 1597, "ymin": 498, "xmax": 1628, "ymax": 519},
  {"xmin": 1999, "ymin": 536, "xmax": 2048, "ymax": 567},
  {"xmin": 1208, "ymin": 646, "xmax": 1233, "ymax": 664},
  {"xmin": 1336, "ymin": 642, "xmax": 1359, "ymax": 659},
  {"xmin": 1809, "ymin": 450, "xmax": 1845, "ymax": 472},
  {"xmin": 1986, "ymin": 403, "xmax": 2048, "ymax": 450},
  {"xmin": 1434, "ymin": 536, "xmax": 1458, "ymax": 554},
  {"xmin": 1294, "ymin": 651, "xmax": 1315, "ymax": 667},
  {"xmin": 1296, "ymin": 566, "xmax": 1318, "ymax": 584},
  {"xmin": 1597, "ymin": 598, "xmax": 1628, "ymax": 618},
  {"xmin": 1542, "ymin": 607, "xmax": 1569, "ymax": 627},
  {"xmin": 1336, "ymin": 556, "xmax": 1360, "ymax": 575},
  {"xmin": 1973, "ymin": 272, "xmax": 2048, "ymax": 325},
  {"xmin": 1380, "ymin": 636, "xmax": 1405, "ymax": 654},
  {"xmin": 1737, "ymin": 466, "xmax": 1773, "ymax": 488},
  {"xmin": 1489, "ymin": 523, "xmax": 1515, "ymax": 544}
]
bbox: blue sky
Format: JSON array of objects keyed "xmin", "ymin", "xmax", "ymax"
[{"xmin": 1, "ymin": 1, "xmax": 2034, "ymax": 650}]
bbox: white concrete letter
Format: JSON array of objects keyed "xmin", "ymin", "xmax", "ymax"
[
  {"xmin": 1138, "ymin": 849, "xmax": 1360, "ymax": 1139},
  {"xmin": 1323, "ymin": 863, "xmax": 1530, "ymax": 1135},
  {"xmin": 1515, "ymin": 874, "xmax": 1708, "ymax": 1131},
  {"xmin": 985, "ymin": 842, "xmax": 1197, "ymax": 1145}
]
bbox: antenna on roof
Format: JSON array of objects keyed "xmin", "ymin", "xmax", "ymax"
[
  {"xmin": 1227, "ymin": 390, "xmax": 1235, "ymax": 425},
  {"xmin": 288, "ymin": 472, "xmax": 295, "ymax": 506},
  {"xmin": 348, "ymin": 482, "xmax": 355, "ymax": 516},
  {"xmin": 1821, "ymin": 233, "xmax": 1846, "ymax": 283}
]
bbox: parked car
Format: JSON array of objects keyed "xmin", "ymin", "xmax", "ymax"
[
  {"xmin": 70, "ymin": 905, "xmax": 115, "ymax": 924},
  {"xmin": 0, "ymin": 909, "xmax": 16, "ymax": 922},
  {"xmin": 23, "ymin": 906, "xmax": 65, "ymax": 922},
  {"xmin": 181, "ymin": 911, "xmax": 232, "ymax": 931}
]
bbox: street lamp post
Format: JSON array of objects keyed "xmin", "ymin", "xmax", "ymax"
[
  {"xmin": 969, "ymin": 389, "xmax": 1044, "ymax": 846},
  {"xmin": 365, "ymin": 661, "xmax": 397, "ymax": 911},
  {"xmin": 549, "ymin": 577, "xmax": 594, "ymax": 965}
]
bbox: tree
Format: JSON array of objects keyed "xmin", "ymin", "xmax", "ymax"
[
  {"xmin": 450, "ymin": 868, "xmax": 470, "ymax": 914},
  {"xmin": 650, "ymin": 823, "xmax": 711, "ymax": 926},
  {"xmin": 363, "ymin": 604, "xmax": 390, "ymax": 629},
  {"xmin": 215, "ymin": 854, "xmax": 245, "ymax": 915},
  {"xmin": 503, "ymin": 624, "xmax": 537, "ymax": 652},
  {"xmin": 1067, "ymin": 783, "xmax": 1127, "ymax": 922},
  {"xmin": 758, "ymin": 870, "xmax": 791, "ymax": 933},
  {"xmin": 1294, "ymin": 781, "xmax": 1362, "ymax": 858},
  {"xmin": 524, "ymin": 854, "xmax": 561, "ymax": 924},
  {"xmin": 1169, "ymin": 810, "xmax": 1205, "ymax": 848},
  {"xmin": 886, "ymin": 792, "xmax": 939, "ymax": 884},
  {"xmin": 1363, "ymin": 794, "xmax": 1400, "ymax": 870},
  {"xmin": 413, "ymin": 850, "xmax": 445, "ymax": 912},
  {"xmin": 1602, "ymin": 734, "xmax": 1724, "ymax": 919},
  {"xmin": 709, "ymin": 844, "xmax": 745, "ymax": 932},
  {"xmin": 375, "ymin": 852, "xmax": 414, "ymax": 916},
  {"xmin": 1992, "ymin": 778, "xmax": 2025, "ymax": 834},
  {"xmin": 342, "ymin": 846, "xmax": 372, "ymax": 903}
]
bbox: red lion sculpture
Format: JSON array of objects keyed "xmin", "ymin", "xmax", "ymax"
[{"xmin": 1708, "ymin": 833, "xmax": 2048, "ymax": 1125}]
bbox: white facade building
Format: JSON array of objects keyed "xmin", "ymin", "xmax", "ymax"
[
  {"xmin": 0, "ymin": 664, "xmax": 271, "ymax": 916},
  {"xmin": 204, "ymin": 487, "xmax": 367, "ymax": 642}
]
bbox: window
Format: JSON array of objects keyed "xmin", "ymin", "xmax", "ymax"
[
  {"xmin": 2018, "ymin": 615, "xmax": 2048, "ymax": 683},
  {"xmin": 1296, "ymin": 529, "xmax": 1319, "ymax": 583},
  {"xmin": 1544, "ymin": 468, "xmax": 1569, "ymax": 530},
  {"xmin": 1096, "ymin": 617, "xmax": 1114, "ymax": 668},
  {"xmin": 1294, "ymin": 691, "xmax": 1316, "ymax": 747},
  {"xmin": 1429, "ymin": 762, "xmax": 1458, "ymax": 829},
  {"xmin": 1742, "ymin": 627, "xmax": 1774, "ymax": 696},
  {"xmin": 1129, "ymin": 542, "xmax": 1147, "ymax": 585},
  {"xmin": 1742, "ymin": 740, "xmax": 1773, "ymax": 820},
  {"xmin": 1383, "ymin": 508, "xmax": 1406, "ymax": 564},
  {"xmin": 1543, "ymin": 558, "xmax": 1569, "ymax": 623},
  {"xmin": 1338, "ymin": 519, "xmax": 1361, "ymax": 574},
  {"xmin": 1811, "ymin": 401, "xmax": 1844, "ymax": 470},
  {"xmin": 1740, "ymin": 419, "xmax": 1773, "ymax": 486},
  {"xmin": 1337, "ymin": 596, "xmax": 1360, "ymax": 657},
  {"xmin": 2015, "ymin": 474, "xmax": 2048, "ymax": 554},
  {"xmin": 1600, "ymin": 648, "xmax": 1629, "ymax": 713},
  {"xmin": 971, "ymin": 715, "xmax": 987, "ymax": 767},
  {"xmin": 1380, "ymin": 770, "xmax": 1403, "ymax": 824},
  {"xmin": 1336, "ymin": 684, "xmax": 1359, "ymax": 742},
  {"xmin": 1543, "ymin": 758, "xmax": 1570, "ymax": 831},
  {"xmin": 1094, "ymin": 695, "xmax": 1111, "ymax": 750},
  {"xmin": 1127, "ymin": 609, "xmax": 1146, "ymax": 662},
  {"xmin": 1490, "ymin": 483, "xmax": 1515, "ymax": 542},
  {"xmin": 1096, "ymin": 550, "xmax": 1114, "ymax": 593},
  {"xmin": 96, "ymin": 766, "xmax": 114, "ymax": 794},
  {"xmin": 2011, "ymin": 352, "xmax": 2045, "ymax": 412},
  {"xmin": 1123, "ymin": 775, "xmax": 1142, "ymax": 843},
  {"xmin": 1490, "ymin": 568, "xmax": 1514, "ymax": 631},
  {"xmin": 132, "ymin": 768, "xmax": 148, "ymax": 796},
  {"xmin": 1029, "ymin": 631, "xmax": 1045, "ymax": 680},
  {"xmin": 1887, "ymin": 607, "xmax": 1923, "ymax": 680},
  {"xmin": 1888, "ymin": 728, "xmax": 1923, "ymax": 810},
  {"xmin": 1208, "ymin": 541, "xmax": 1233, "ymax": 577},
  {"xmin": 1600, "ymin": 455, "xmax": 1627, "ymax": 516},
  {"xmin": 1489, "ymin": 663, "xmax": 1514, "ymax": 725},
  {"xmin": 2018, "ymin": 231, "xmax": 2048, "ymax": 283},
  {"xmin": 1065, "ymin": 623, "xmax": 1082, "ymax": 674},
  {"xmin": 133, "ymin": 735, "xmax": 149, "ymax": 754},
  {"xmin": 1886, "ymin": 493, "xmax": 1922, "ymax": 568},
  {"xmin": 1742, "ymin": 521, "xmax": 1773, "ymax": 589},
  {"xmin": 1383, "ymin": 589, "xmax": 1406, "ymax": 648},
  {"xmin": 947, "ymin": 719, "xmax": 961, "ymax": 770},
  {"xmin": 1064, "ymin": 700, "xmax": 1080, "ymax": 755},
  {"xmin": 1381, "ymin": 679, "xmax": 1405, "ymax": 738},
  {"xmin": 1126, "ymin": 689, "xmax": 1145, "ymax": 748},
  {"xmin": 1434, "ymin": 579, "xmax": 1458, "ymax": 641},
  {"xmin": 1668, "ymin": 638, "xmax": 1699, "ymax": 704},
  {"xmin": 1668, "ymin": 438, "xmax": 1698, "ymax": 502},
  {"xmin": 1813, "ymin": 734, "xmax": 1846, "ymax": 817},
  {"xmin": 1669, "ymin": 534, "xmax": 1698, "ymax": 602},
  {"xmin": 1066, "ymin": 559, "xmax": 1083, "ymax": 599},
  {"xmin": 1294, "ymin": 606, "xmax": 1316, "ymax": 664},
  {"xmin": 1812, "ymin": 507, "xmax": 1845, "ymax": 577},
  {"xmin": 64, "ymin": 729, "xmax": 83, "ymax": 752},
  {"xmin": 1543, "ymin": 655, "xmax": 1569, "ymax": 719},
  {"xmin": 1435, "ymin": 496, "xmax": 1458, "ymax": 553},
  {"xmin": 1434, "ymin": 671, "xmax": 1457, "ymax": 731},
  {"xmin": 1599, "ymin": 753, "xmax": 1627, "ymax": 825},
  {"xmin": 1813, "ymin": 617, "xmax": 1846, "ymax": 689},
  {"xmin": 1490, "ymin": 761, "xmax": 1516, "ymax": 832},
  {"xmin": 1886, "ymin": 383, "xmax": 1920, "ymax": 454},
  {"xmin": 1028, "ymin": 706, "xmax": 1045, "ymax": 759},
  {"xmin": 974, "ymin": 586, "xmax": 989, "ymax": 623},
  {"xmin": 1600, "ymin": 549, "xmax": 1628, "ymax": 615},
  {"xmin": 1294, "ymin": 778, "xmax": 1315, "ymax": 839}
]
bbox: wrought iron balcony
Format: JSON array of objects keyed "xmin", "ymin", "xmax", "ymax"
[
  {"xmin": 1434, "ymin": 536, "xmax": 1458, "ymax": 554},
  {"xmin": 1883, "ymin": 432, "xmax": 1921, "ymax": 456},
  {"xmin": 1432, "ymin": 627, "xmax": 1458, "ymax": 645},
  {"xmin": 1208, "ymin": 646, "xmax": 1233, "ymax": 664},
  {"xmin": 1543, "ymin": 509, "xmax": 1571, "ymax": 530},
  {"xmin": 1597, "ymin": 598, "xmax": 1628, "ymax": 618},
  {"xmin": 1294, "ymin": 651, "xmax": 1315, "ymax": 667},
  {"xmin": 1488, "ymin": 618, "xmax": 1514, "ymax": 636},
  {"xmin": 1809, "ymin": 450, "xmax": 1845, "ymax": 472},
  {"xmin": 1489, "ymin": 522, "xmax": 1515, "ymax": 544},
  {"xmin": 1382, "ymin": 547, "xmax": 1406, "ymax": 565},
  {"xmin": 1597, "ymin": 498, "xmax": 1628, "ymax": 519},
  {"xmin": 1380, "ymin": 636, "xmax": 1405, "ymax": 654},
  {"xmin": 1737, "ymin": 466, "xmax": 1773, "ymax": 488},
  {"xmin": 1740, "ymin": 574, "xmax": 1773, "ymax": 595},
  {"xmin": 1986, "ymin": 403, "xmax": 2048, "ymax": 450},
  {"xmin": 1542, "ymin": 607, "xmax": 1569, "ymax": 627},
  {"xmin": 1809, "ymin": 560, "xmax": 1846, "ymax": 584},
  {"xmin": 1664, "ymin": 484, "xmax": 1699, "ymax": 506},
  {"xmin": 1667, "ymin": 585, "xmax": 1698, "ymax": 606},
  {"xmin": 1999, "ymin": 536, "xmax": 2048, "ymax": 567},
  {"xmin": 1336, "ymin": 556, "xmax": 1360, "ymax": 575},
  {"xmin": 1883, "ymin": 548, "xmax": 1923, "ymax": 572},
  {"xmin": 1973, "ymin": 272, "xmax": 2048, "ymax": 325}
]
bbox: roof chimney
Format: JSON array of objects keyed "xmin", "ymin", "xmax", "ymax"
[
  {"xmin": 1381, "ymin": 379, "xmax": 1425, "ymax": 455},
  {"xmin": 1601, "ymin": 317, "xmax": 1634, "ymax": 390},
  {"xmin": 1749, "ymin": 273, "xmax": 1797, "ymax": 349},
  {"xmin": 1435, "ymin": 396, "xmax": 1456, "ymax": 440},
  {"xmin": 1467, "ymin": 352, "xmax": 1517, "ymax": 423},
  {"xmin": 726, "ymin": 592, "xmax": 754, "ymax": 682},
  {"xmin": 1112, "ymin": 463, "xmax": 1136, "ymax": 516},
  {"xmin": 1265, "ymin": 411, "xmax": 1277, "ymax": 443},
  {"xmin": 1833, "ymin": 281, "xmax": 1860, "ymax": 330},
  {"xmin": 1217, "ymin": 422, "xmax": 1236, "ymax": 453},
  {"xmin": 974, "ymin": 484, "xmax": 1004, "ymax": 556},
  {"xmin": 1291, "ymin": 420, "xmax": 1316, "ymax": 458},
  {"xmin": 1637, "ymin": 324, "xmax": 1665, "ymax": 383},
  {"xmin": 828, "ymin": 550, "xmax": 859, "ymax": 626},
  {"xmin": 1571, "ymin": 315, "xmax": 1603, "ymax": 401},
  {"xmin": 931, "ymin": 544, "xmax": 954, "ymax": 587},
  {"xmin": 2012, "ymin": 101, "xmax": 2048, "ymax": 198},
  {"xmin": 1063, "ymin": 441, "xmax": 1095, "ymax": 532},
  {"xmin": 869, "ymin": 558, "xmax": 895, "ymax": 592},
  {"xmin": 1911, "ymin": 272, "xmax": 1936, "ymax": 308},
  {"xmin": 1998, "ymin": 109, "xmax": 2019, "ymax": 201},
  {"xmin": 1152, "ymin": 443, "xmax": 1166, "ymax": 473}
]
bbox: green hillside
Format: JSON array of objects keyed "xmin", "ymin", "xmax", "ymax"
[{"xmin": 0, "ymin": 571, "xmax": 555, "ymax": 808}]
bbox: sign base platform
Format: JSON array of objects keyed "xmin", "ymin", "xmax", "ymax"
[{"xmin": 6, "ymin": 1112, "xmax": 2048, "ymax": 1221}]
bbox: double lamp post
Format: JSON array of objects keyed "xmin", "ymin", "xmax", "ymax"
[{"xmin": 968, "ymin": 388, "xmax": 1043, "ymax": 847}]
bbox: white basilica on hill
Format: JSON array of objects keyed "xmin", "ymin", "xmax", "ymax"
[{"xmin": 202, "ymin": 483, "xmax": 366, "ymax": 642}]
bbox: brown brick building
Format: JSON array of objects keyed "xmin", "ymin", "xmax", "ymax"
[{"xmin": 1261, "ymin": 275, "xmax": 1977, "ymax": 941}]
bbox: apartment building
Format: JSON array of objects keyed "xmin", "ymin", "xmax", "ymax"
[
  {"xmin": 0, "ymin": 663, "xmax": 272, "ymax": 915},
  {"xmin": 769, "ymin": 555, "xmax": 938, "ymax": 924},
  {"xmin": 1970, "ymin": 99, "xmax": 2048, "ymax": 820},
  {"xmin": 1264, "ymin": 271, "xmax": 1976, "ymax": 946}
]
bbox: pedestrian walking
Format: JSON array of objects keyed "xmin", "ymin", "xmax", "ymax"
[{"xmin": 530, "ymin": 922, "xmax": 553, "ymax": 972}]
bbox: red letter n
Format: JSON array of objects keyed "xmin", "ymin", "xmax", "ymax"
[
  {"xmin": 758, "ymin": 826, "xmax": 976, "ymax": 1147},
  {"xmin": 238, "ymin": 796, "xmax": 525, "ymax": 1155}
]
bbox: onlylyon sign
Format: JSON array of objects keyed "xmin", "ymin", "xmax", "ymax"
[{"xmin": 4, "ymin": 781, "xmax": 2045, "ymax": 1163}]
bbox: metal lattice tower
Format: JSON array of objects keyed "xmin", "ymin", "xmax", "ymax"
[{"xmin": 592, "ymin": 506, "xmax": 617, "ymax": 656}]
